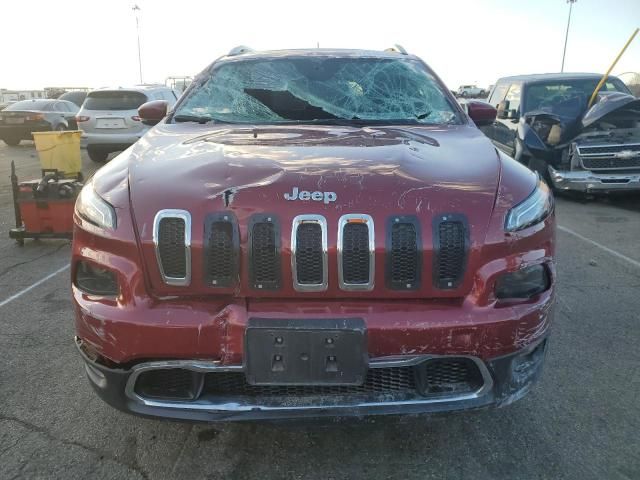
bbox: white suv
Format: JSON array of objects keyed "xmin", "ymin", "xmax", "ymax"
[{"xmin": 77, "ymin": 85, "xmax": 178, "ymax": 162}]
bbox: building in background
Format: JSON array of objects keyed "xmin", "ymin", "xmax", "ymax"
[{"xmin": 0, "ymin": 89, "xmax": 46, "ymax": 102}]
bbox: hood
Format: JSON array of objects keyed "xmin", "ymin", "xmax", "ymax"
[
  {"xmin": 121, "ymin": 122, "xmax": 501, "ymax": 298},
  {"xmin": 581, "ymin": 92, "xmax": 640, "ymax": 129},
  {"xmin": 522, "ymin": 92, "xmax": 640, "ymax": 150},
  {"xmin": 127, "ymin": 123, "xmax": 499, "ymax": 226}
]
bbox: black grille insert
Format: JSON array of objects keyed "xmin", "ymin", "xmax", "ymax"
[
  {"xmin": 416, "ymin": 358, "xmax": 484, "ymax": 395},
  {"xmin": 386, "ymin": 217, "xmax": 421, "ymax": 290},
  {"xmin": 434, "ymin": 215, "xmax": 468, "ymax": 289},
  {"xmin": 203, "ymin": 366, "xmax": 416, "ymax": 397},
  {"xmin": 249, "ymin": 215, "xmax": 281, "ymax": 290},
  {"xmin": 295, "ymin": 222, "xmax": 324, "ymax": 286},
  {"xmin": 581, "ymin": 156, "xmax": 640, "ymax": 170},
  {"xmin": 135, "ymin": 368, "xmax": 198, "ymax": 400},
  {"xmin": 157, "ymin": 217, "xmax": 187, "ymax": 279},
  {"xmin": 578, "ymin": 144, "xmax": 640, "ymax": 155},
  {"xmin": 341, "ymin": 222, "xmax": 371, "ymax": 285},
  {"xmin": 203, "ymin": 214, "xmax": 238, "ymax": 288},
  {"xmin": 132, "ymin": 358, "xmax": 485, "ymax": 404}
]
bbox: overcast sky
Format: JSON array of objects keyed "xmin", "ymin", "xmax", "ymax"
[{"xmin": 1, "ymin": 0, "xmax": 639, "ymax": 91}]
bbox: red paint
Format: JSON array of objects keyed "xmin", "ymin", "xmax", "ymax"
[
  {"xmin": 72, "ymin": 52, "xmax": 555, "ymax": 367},
  {"xmin": 466, "ymin": 101, "xmax": 497, "ymax": 126},
  {"xmin": 138, "ymin": 100, "xmax": 167, "ymax": 126}
]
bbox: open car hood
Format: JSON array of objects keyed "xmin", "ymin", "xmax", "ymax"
[{"xmin": 581, "ymin": 92, "xmax": 640, "ymax": 129}]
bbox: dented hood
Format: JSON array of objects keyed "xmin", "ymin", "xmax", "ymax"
[
  {"xmin": 126, "ymin": 123, "xmax": 500, "ymax": 227},
  {"xmin": 581, "ymin": 92, "xmax": 640, "ymax": 129}
]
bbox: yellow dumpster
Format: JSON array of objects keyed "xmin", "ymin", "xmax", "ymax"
[{"xmin": 32, "ymin": 130, "xmax": 82, "ymax": 176}]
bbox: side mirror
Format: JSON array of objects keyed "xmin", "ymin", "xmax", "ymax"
[
  {"xmin": 138, "ymin": 100, "xmax": 168, "ymax": 126},
  {"xmin": 467, "ymin": 101, "xmax": 497, "ymax": 126}
]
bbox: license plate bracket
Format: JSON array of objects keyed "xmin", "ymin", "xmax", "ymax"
[{"xmin": 244, "ymin": 318, "xmax": 367, "ymax": 386}]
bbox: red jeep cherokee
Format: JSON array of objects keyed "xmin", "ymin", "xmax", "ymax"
[{"xmin": 72, "ymin": 47, "xmax": 555, "ymax": 421}]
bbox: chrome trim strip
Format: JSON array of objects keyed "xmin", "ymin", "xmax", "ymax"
[
  {"xmin": 337, "ymin": 214, "xmax": 375, "ymax": 291},
  {"xmin": 152, "ymin": 209, "xmax": 192, "ymax": 286},
  {"xmin": 124, "ymin": 355, "xmax": 493, "ymax": 412},
  {"xmin": 291, "ymin": 215, "xmax": 328, "ymax": 292}
]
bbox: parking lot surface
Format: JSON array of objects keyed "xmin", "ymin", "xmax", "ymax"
[{"xmin": 0, "ymin": 141, "xmax": 639, "ymax": 480}]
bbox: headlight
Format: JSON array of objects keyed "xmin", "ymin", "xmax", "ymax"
[
  {"xmin": 505, "ymin": 179, "xmax": 553, "ymax": 232},
  {"xmin": 75, "ymin": 181, "xmax": 116, "ymax": 230}
]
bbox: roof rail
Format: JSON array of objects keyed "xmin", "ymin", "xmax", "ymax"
[
  {"xmin": 385, "ymin": 44, "xmax": 408, "ymax": 55},
  {"xmin": 227, "ymin": 45, "xmax": 254, "ymax": 57}
]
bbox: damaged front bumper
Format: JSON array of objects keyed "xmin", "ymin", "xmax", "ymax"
[
  {"xmin": 548, "ymin": 166, "xmax": 640, "ymax": 192},
  {"xmin": 76, "ymin": 336, "xmax": 549, "ymax": 422}
]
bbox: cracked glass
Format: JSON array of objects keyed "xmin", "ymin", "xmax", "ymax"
[{"xmin": 175, "ymin": 57, "xmax": 460, "ymax": 125}]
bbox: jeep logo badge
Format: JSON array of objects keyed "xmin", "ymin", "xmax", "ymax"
[{"xmin": 284, "ymin": 187, "xmax": 337, "ymax": 204}]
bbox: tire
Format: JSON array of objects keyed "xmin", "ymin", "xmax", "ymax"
[
  {"xmin": 87, "ymin": 146, "xmax": 109, "ymax": 163},
  {"xmin": 2, "ymin": 137, "xmax": 20, "ymax": 146},
  {"xmin": 55, "ymin": 124, "xmax": 66, "ymax": 132}
]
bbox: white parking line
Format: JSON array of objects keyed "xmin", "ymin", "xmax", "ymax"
[
  {"xmin": 0, "ymin": 264, "xmax": 70, "ymax": 309},
  {"xmin": 558, "ymin": 225, "xmax": 640, "ymax": 269}
]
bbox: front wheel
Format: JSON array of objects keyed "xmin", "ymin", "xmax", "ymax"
[
  {"xmin": 2, "ymin": 137, "xmax": 21, "ymax": 146},
  {"xmin": 54, "ymin": 124, "xmax": 66, "ymax": 132},
  {"xmin": 87, "ymin": 146, "xmax": 109, "ymax": 163}
]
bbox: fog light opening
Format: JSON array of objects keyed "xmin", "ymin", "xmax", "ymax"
[
  {"xmin": 495, "ymin": 264, "xmax": 550, "ymax": 300},
  {"xmin": 75, "ymin": 261, "xmax": 119, "ymax": 296}
]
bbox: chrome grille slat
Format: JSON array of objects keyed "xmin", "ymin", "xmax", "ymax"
[
  {"xmin": 291, "ymin": 215, "xmax": 328, "ymax": 292},
  {"xmin": 153, "ymin": 210, "xmax": 191, "ymax": 286}
]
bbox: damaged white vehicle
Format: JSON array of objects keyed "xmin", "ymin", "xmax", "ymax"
[{"xmin": 482, "ymin": 73, "xmax": 640, "ymax": 193}]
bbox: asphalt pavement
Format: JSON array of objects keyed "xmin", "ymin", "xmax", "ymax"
[{"xmin": 0, "ymin": 141, "xmax": 638, "ymax": 480}]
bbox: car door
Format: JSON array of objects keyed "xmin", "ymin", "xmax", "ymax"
[
  {"xmin": 492, "ymin": 83, "xmax": 521, "ymax": 157},
  {"xmin": 478, "ymin": 82, "xmax": 509, "ymax": 142}
]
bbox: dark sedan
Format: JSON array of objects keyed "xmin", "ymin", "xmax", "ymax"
[{"xmin": 0, "ymin": 99, "xmax": 79, "ymax": 146}]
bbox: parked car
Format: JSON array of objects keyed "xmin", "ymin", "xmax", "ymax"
[
  {"xmin": 457, "ymin": 85, "xmax": 485, "ymax": 98},
  {"xmin": 72, "ymin": 46, "xmax": 555, "ymax": 422},
  {"xmin": 58, "ymin": 90, "xmax": 88, "ymax": 107},
  {"xmin": 481, "ymin": 73, "xmax": 640, "ymax": 193},
  {"xmin": 76, "ymin": 85, "xmax": 178, "ymax": 162},
  {"xmin": 0, "ymin": 101, "xmax": 16, "ymax": 111},
  {"xmin": 0, "ymin": 99, "xmax": 79, "ymax": 146}
]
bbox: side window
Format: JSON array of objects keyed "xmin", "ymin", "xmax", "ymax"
[
  {"xmin": 504, "ymin": 84, "xmax": 522, "ymax": 113},
  {"xmin": 65, "ymin": 102, "xmax": 79, "ymax": 113},
  {"xmin": 53, "ymin": 102, "xmax": 66, "ymax": 112},
  {"xmin": 488, "ymin": 83, "xmax": 509, "ymax": 108},
  {"xmin": 162, "ymin": 90, "xmax": 177, "ymax": 104}
]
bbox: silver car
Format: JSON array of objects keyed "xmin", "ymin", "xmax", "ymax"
[{"xmin": 77, "ymin": 85, "xmax": 178, "ymax": 162}]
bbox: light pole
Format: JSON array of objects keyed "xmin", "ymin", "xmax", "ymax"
[
  {"xmin": 561, "ymin": 0, "xmax": 577, "ymax": 72},
  {"xmin": 133, "ymin": 4, "xmax": 143, "ymax": 83}
]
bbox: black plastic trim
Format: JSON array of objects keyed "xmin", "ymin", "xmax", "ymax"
[
  {"xmin": 203, "ymin": 212, "xmax": 239, "ymax": 288},
  {"xmin": 248, "ymin": 214, "xmax": 281, "ymax": 290},
  {"xmin": 432, "ymin": 213, "xmax": 470, "ymax": 289},
  {"xmin": 385, "ymin": 215, "xmax": 422, "ymax": 290}
]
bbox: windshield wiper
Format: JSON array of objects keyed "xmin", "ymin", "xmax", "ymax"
[{"xmin": 173, "ymin": 114, "xmax": 213, "ymax": 124}]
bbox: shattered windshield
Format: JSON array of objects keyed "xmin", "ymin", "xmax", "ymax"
[
  {"xmin": 174, "ymin": 57, "xmax": 460, "ymax": 125},
  {"xmin": 524, "ymin": 78, "xmax": 629, "ymax": 117}
]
